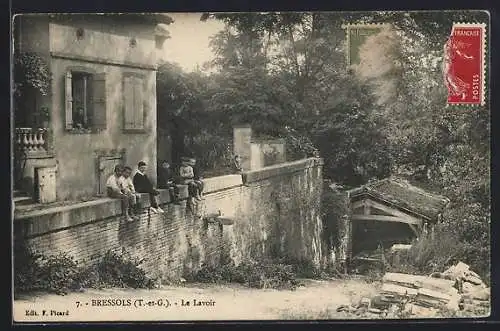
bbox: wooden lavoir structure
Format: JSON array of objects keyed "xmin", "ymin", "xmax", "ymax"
[{"xmin": 346, "ymin": 178, "xmax": 450, "ymax": 259}]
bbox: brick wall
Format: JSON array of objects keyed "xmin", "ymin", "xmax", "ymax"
[{"xmin": 14, "ymin": 158, "xmax": 324, "ymax": 281}]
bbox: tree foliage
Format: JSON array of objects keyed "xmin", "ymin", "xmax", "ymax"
[
  {"xmin": 158, "ymin": 11, "xmax": 490, "ymax": 276},
  {"xmin": 13, "ymin": 52, "xmax": 52, "ymax": 98}
]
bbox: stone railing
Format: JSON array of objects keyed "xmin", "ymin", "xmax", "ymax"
[{"xmin": 15, "ymin": 127, "xmax": 50, "ymax": 155}]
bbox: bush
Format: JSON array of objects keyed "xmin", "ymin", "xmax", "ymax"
[
  {"xmin": 385, "ymin": 224, "xmax": 489, "ymax": 282},
  {"xmin": 321, "ymin": 182, "xmax": 349, "ymax": 255},
  {"xmin": 280, "ymin": 257, "xmax": 323, "ymax": 279},
  {"xmin": 96, "ymin": 251, "xmax": 155, "ymax": 289},
  {"xmin": 14, "ymin": 244, "xmax": 155, "ymax": 297},
  {"xmin": 184, "ymin": 132, "xmax": 235, "ymax": 177},
  {"xmin": 185, "ymin": 259, "xmax": 303, "ymax": 290}
]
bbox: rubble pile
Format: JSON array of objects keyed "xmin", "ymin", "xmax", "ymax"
[{"xmin": 337, "ymin": 262, "xmax": 490, "ymax": 318}]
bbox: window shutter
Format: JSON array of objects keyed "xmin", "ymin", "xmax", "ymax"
[
  {"xmin": 64, "ymin": 71, "xmax": 73, "ymax": 130},
  {"xmin": 123, "ymin": 76, "xmax": 135, "ymax": 130},
  {"xmin": 92, "ymin": 73, "xmax": 107, "ymax": 131},
  {"xmin": 134, "ymin": 77, "xmax": 145, "ymax": 130}
]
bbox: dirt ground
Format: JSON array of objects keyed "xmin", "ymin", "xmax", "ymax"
[{"xmin": 13, "ymin": 278, "xmax": 382, "ymax": 322}]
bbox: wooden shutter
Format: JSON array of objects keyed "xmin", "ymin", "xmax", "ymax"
[
  {"xmin": 134, "ymin": 77, "xmax": 145, "ymax": 130},
  {"xmin": 92, "ymin": 73, "xmax": 107, "ymax": 131},
  {"xmin": 64, "ymin": 71, "xmax": 73, "ymax": 130},
  {"xmin": 123, "ymin": 76, "xmax": 135, "ymax": 130}
]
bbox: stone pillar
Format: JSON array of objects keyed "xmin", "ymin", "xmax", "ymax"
[
  {"xmin": 233, "ymin": 125, "xmax": 252, "ymax": 171},
  {"xmin": 250, "ymin": 143, "xmax": 262, "ymax": 170}
]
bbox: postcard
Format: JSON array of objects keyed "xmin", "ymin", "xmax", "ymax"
[{"xmin": 12, "ymin": 10, "xmax": 490, "ymax": 322}]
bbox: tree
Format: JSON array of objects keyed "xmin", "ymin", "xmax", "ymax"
[{"xmin": 13, "ymin": 52, "xmax": 52, "ymax": 127}]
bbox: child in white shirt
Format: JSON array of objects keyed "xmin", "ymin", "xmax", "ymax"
[
  {"xmin": 179, "ymin": 158, "xmax": 203, "ymax": 201},
  {"xmin": 119, "ymin": 166, "xmax": 141, "ymax": 218},
  {"xmin": 106, "ymin": 165, "xmax": 136, "ymax": 222}
]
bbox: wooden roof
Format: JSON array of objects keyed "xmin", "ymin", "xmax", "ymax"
[{"xmin": 348, "ymin": 178, "xmax": 450, "ymax": 221}]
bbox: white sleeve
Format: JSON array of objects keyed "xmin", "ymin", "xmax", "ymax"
[
  {"xmin": 106, "ymin": 176, "xmax": 120, "ymax": 191},
  {"xmin": 106, "ymin": 176, "xmax": 113, "ymax": 188},
  {"xmin": 129, "ymin": 178, "xmax": 136, "ymax": 193},
  {"xmin": 120, "ymin": 177, "xmax": 128, "ymax": 190}
]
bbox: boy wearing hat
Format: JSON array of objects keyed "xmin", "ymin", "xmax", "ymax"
[
  {"xmin": 158, "ymin": 160, "xmax": 181, "ymax": 205},
  {"xmin": 179, "ymin": 157, "xmax": 203, "ymax": 201},
  {"xmin": 133, "ymin": 161, "xmax": 164, "ymax": 214}
]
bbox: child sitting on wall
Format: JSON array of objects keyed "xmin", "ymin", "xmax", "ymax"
[
  {"xmin": 179, "ymin": 157, "xmax": 204, "ymax": 201},
  {"xmin": 119, "ymin": 166, "xmax": 142, "ymax": 217},
  {"xmin": 106, "ymin": 165, "xmax": 136, "ymax": 222},
  {"xmin": 133, "ymin": 161, "xmax": 164, "ymax": 214},
  {"xmin": 157, "ymin": 160, "xmax": 181, "ymax": 205},
  {"xmin": 232, "ymin": 154, "xmax": 243, "ymax": 173}
]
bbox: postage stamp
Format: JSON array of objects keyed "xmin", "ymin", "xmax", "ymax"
[
  {"xmin": 443, "ymin": 23, "xmax": 487, "ymax": 106},
  {"xmin": 341, "ymin": 23, "xmax": 391, "ymax": 66},
  {"xmin": 11, "ymin": 11, "xmax": 490, "ymax": 323}
]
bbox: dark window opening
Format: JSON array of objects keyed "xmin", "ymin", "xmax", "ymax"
[{"xmin": 71, "ymin": 72, "xmax": 93, "ymax": 129}]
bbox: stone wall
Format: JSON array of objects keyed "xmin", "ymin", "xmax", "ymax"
[
  {"xmin": 14, "ymin": 158, "xmax": 324, "ymax": 281},
  {"xmin": 250, "ymin": 139, "xmax": 286, "ymax": 170}
]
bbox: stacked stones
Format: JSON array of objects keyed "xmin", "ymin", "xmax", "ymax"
[{"xmin": 338, "ymin": 261, "xmax": 490, "ymax": 318}]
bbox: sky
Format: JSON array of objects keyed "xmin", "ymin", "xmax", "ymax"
[{"xmin": 161, "ymin": 13, "xmax": 224, "ymax": 72}]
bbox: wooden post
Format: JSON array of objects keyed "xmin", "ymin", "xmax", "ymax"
[{"xmin": 363, "ymin": 199, "xmax": 370, "ymax": 215}]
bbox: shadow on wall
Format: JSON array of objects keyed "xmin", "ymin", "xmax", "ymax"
[{"xmin": 118, "ymin": 214, "xmax": 143, "ymax": 247}]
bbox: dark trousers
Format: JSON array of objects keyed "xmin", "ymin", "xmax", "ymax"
[
  {"xmin": 107, "ymin": 189, "xmax": 135, "ymax": 214},
  {"xmin": 167, "ymin": 184, "xmax": 179, "ymax": 202},
  {"xmin": 187, "ymin": 180, "xmax": 203, "ymax": 197},
  {"xmin": 148, "ymin": 192, "xmax": 159, "ymax": 208}
]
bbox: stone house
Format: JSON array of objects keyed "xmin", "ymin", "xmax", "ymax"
[{"xmin": 13, "ymin": 13, "xmax": 172, "ymax": 203}]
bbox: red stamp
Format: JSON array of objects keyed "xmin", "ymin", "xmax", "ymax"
[{"xmin": 443, "ymin": 23, "xmax": 486, "ymax": 106}]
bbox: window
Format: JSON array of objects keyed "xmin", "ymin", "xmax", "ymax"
[
  {"xmin": 123, "ymin": 73, "xmax": 145, "ymax": 132},
  {"xmin": 64, "ymin": 70, "xmax": 107, "ymax": 132}
]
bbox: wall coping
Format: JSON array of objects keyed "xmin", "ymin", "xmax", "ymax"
[
  {"xmin": 14, "ymin": 157, "xmax": 323, "ymax": 237},
  {"xmin": 242, "ymin": 157, "xmax": 323, "ymax": 184},
  {"xmin": 14, "ymin": 189, "xmax": 177, "ymax": 221},
  {"xmin": 50, "ymin": 51, "xmax": 157, "ymax": 71},
  {"xmin": 203, "ymin": 175, "xmax": 243, "ymax": 194},
  {"xmin": 251, "ymin": 138, "xmax": 286, "ymax": 145}
]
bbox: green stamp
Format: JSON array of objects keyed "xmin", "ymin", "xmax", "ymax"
[{"xmin": 342, "ymin": 23, "xmax": 390, "ymax": 66}]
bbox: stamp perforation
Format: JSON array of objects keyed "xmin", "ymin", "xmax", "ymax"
[
  {"xmin": 445, "ymin": 22, "xmax": 487, "ymax": 106},
  {"xmin": 341, "ymin": 23, "xmax": 392, "ymax": 67}
]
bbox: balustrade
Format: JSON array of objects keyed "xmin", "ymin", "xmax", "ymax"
[{"xmin": 15, "ymin": 127, "xmax": 49, "ymax": 155}]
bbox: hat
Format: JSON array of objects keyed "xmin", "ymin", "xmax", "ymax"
[{"xmin": 181, "ymin": 157, "xmax": 196, "ymax": 166}]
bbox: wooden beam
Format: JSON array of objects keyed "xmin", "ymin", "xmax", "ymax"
[
  {"xmin": 351, "ymin": 214, "xmax": 422, "ymax": 226},
  {"xmin": 351, "ymin": 199, "xmax": 372, "ymax": 215},
  {"xmin": 364, "ymin": 202, "xmax": 370, "ymax": 215},
  {"xmin": 351, "ymin": 200, "xmax": 365, "ymax": 210},
  {"xmin": 364, "ymin": 199, "xmax": 423, "ymax": 225},
  {"xmin": 408, "ymin": 224, "xmax": 419, "ymax": 236}
]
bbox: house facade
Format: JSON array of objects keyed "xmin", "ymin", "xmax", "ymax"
[{"xmin": 13, "ymin": 13, "xmax": 172, "ymax": 202}]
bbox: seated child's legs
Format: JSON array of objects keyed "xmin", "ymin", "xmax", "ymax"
[
  {"xmin": 149, "ymin": 193, "xmax": 159, "ymax": 208},
  {"xmin": 121, "ymin": 194, "xmax": 130, "ymax": 211},
  {"xmin": 126, "ymin": 192, "xmax": 137, "ymax": 205},
  {"xmin": 188, "ymin": 182, "xmax": 197, "ymax": 197},
  {"xmin": 107, "ymin": 188, "xmax": 122, "ymax": 199},
  {"xmin": 168, "ymin": 186, "xmax": 175, "ymax": 200},
  {"xmin": 196, "ymin": 180, "xmax": 204, "ymax": 193},
  {"xmin": 134, "ymin": 193, "xmax": 141, "ymax": 207},
  {"xmin": 108, "ymin": 190, "xmax": 128, "ymax": 208}
]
